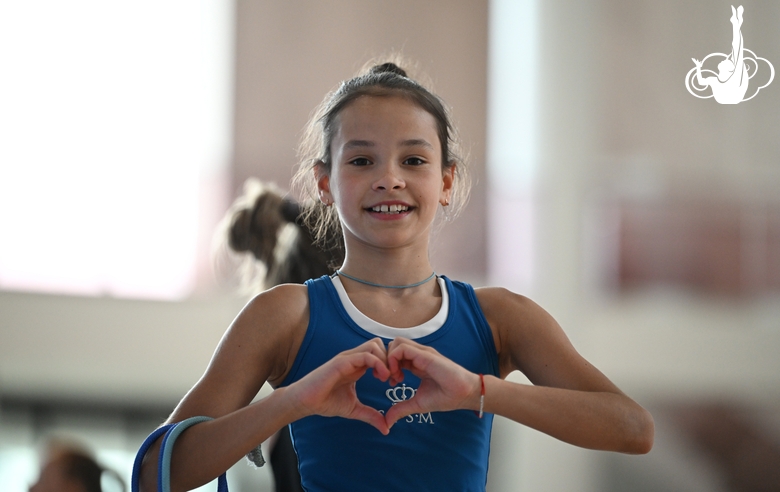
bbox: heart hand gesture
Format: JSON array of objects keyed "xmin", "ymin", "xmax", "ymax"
[
  {"xmin": 287, "ymin": 337, "xmax": 481, "ymax": 433},
  {"xmin": 384, "ymin": 337, "xmax": 481, "ymax": 428}
]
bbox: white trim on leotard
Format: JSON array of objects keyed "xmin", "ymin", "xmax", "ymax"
[{"xmin": 330, "ymin": 276, "xmax": 448, "ymax": 340}]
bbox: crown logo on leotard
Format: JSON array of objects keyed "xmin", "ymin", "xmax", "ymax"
[{"xmin": 386, "ymin": 384, "xmax": 416, "ymax": 405}]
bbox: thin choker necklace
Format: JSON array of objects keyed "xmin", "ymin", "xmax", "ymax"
[{"xmin": 335, "ymin": 269, "xmax": 436, "ymax": 289}]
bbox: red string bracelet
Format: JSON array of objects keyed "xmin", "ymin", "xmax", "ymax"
[{"xmin": 475, "ymin": 373, "xmax": 485, "ymax": 418}]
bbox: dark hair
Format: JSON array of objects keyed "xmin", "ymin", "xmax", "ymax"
[
  {"xmin": 39, "ymin": 441, "xmax": 126, "ymax": 492},
  {"xmin": 292, "ymin": 61, "xmax": 469, "ymax": 251},
  {"xmin": 60, "ymin": 452, "xmax": 103, "ymax": 492},
  {"xmin": 217, "ymin": 179, "xmax": 342, "ymax": 294}
]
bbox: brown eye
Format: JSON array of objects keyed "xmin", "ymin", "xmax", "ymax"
[
  {"xmin": 404, "ymin": 157, "xmax": 426, "ymax": 166},
  {"xmin": 349, "ymin": 158, "xmax": 371, "ymax": 166}
]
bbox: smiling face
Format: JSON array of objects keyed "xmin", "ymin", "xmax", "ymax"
[{"xmin": 316, "ymin": 95, "xmax": 454, "ymax": 253}]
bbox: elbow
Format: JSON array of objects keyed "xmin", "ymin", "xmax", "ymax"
[{"xmin": 625, "ymin": 407, "xmax": 655, "ymax": 455}]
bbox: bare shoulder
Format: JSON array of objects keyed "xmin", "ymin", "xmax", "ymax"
[
  {"xmin": 474, "ymin": 287, "xmax": 572, "ymax": 381},
  {"xmin": 474, "ymin": 286, "xmax": 546, "ymax": 321},
  {"xmin": 229, "ymin": 283, "xmax": 310, "ymax": 384},
  {"xmin": 169, "ymin": 283, "xmax": 309, "ymax": 420},
  {"xmin": 474, "ymin": 287, "xmax": 554, "ymax": 343},
  {"xmin": 238, "ymin": 283, "xmax": 309, "ymax": 337}
]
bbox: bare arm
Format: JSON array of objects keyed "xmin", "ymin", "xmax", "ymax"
[
  {"xmin": 480, "ymin": 288, "xmax": 653, "ymax": 453},
  {"xmin": 140, "ymin": 284, "xmax": 392, "ymax": 491},
  {"xmin": 384, "ymin": 288, "xmax": 653, "ymax": 454}
]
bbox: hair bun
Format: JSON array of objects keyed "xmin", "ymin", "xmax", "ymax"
[
  {"xmin": 228, "ymin": 208, "xmax": 254, "ymax": 253},
  {"xmin": 369, "ymin": 62, "xmax": 407, "ymax": 78},
  {"xmin": 227, "ymin": 186, "xmax": 289, "ymax": 263}
]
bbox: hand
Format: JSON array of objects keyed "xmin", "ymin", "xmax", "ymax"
[
  {"xmin": 384, "ymin": 337, "xmax": 480, "ymax": 428},
  {"xmin": 692, "ymin": 58, "xmax": 702, "ymax": 67},
  {"xmin": 287, "ymin": 338, "xmax": 392, "ymax": 434}
]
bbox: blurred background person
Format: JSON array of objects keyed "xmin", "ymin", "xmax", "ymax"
[{"xmin": 29, "ymin": 438, "xmax": 124, "ymax": 492}]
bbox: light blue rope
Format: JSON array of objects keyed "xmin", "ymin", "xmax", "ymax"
[
  {"xmin": 159, "ymin": 416, "xmax": 229, "ymax": 492},
  {"xmin": 336, "ymin": 269, "xmax": 436, "ymax": 289},
  {"xmin": 131, "ymin": 416, "xmax": 229, "ymax": 492},
  {"xmin": 131, "ymin": 424, "xmax": 175, "ymax": 492}
]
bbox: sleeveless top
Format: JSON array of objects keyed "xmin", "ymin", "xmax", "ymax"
[{"xmin": 279, "ymin": 275, "xmax": 499, "ymax": 491}]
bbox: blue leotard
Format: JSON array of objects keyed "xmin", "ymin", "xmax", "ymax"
[{"xmin": 279, "ymin": 275, "xmax": 499, "ymax": 491}]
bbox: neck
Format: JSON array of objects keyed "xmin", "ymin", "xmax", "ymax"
[
  {"xmin": 339, "ymin": 245, "xmax": 435, "ymax": 288},
  {"xmin": 336, "ymin": 269, "xmax": 436, "ymax": 289}
]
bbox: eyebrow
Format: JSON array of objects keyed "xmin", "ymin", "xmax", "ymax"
[
  {"xmin": 400, "ymin": 139, "xmax": 435, "ymax": 150},
  {"xmin": 342, "ymin": 139, "xmax": 435, "ymax": 150},
  {"xmin": 343, "ymin": 140, "xmax": 375, "ymax": 149}
]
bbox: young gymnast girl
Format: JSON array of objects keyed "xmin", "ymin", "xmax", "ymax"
[{"xmin": 139, "ymin": 62, "xmax": 654, "ymax": 491}]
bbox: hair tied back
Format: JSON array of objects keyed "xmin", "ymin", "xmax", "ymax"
[{"xmin": 369, "ymin": 62, "xmax": 407, "ymax": 78}]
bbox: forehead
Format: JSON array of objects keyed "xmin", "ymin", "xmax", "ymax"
[{"xmin": 332, "ymin": 95, "xmax": 440, "ymax": 148}]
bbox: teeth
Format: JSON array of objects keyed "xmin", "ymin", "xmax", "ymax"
[{"xmin": 371, "ymin": 204, "xmax": 409, "ymax": 213}]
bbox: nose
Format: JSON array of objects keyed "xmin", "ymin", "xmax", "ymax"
[{"xmin": 372, "ymin": 163, "xmax": 405, "ymax": 191}]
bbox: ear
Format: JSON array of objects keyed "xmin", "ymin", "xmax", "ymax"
[
  {"xmin": 440, "ymin": 162, "xmax": 456, "ymax": 206},
  {"xmin": 314, "ymin": 161, "xmax": 333, "ymax": 206}
]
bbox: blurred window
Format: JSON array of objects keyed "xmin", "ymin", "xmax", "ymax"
[{"xmin": 0, "ymin": 0, "xmax": 232, "ymax": 299}]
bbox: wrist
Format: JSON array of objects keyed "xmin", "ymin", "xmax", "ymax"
[{"xmin": 268, "ymin": 385, "xmax": 311, "ymax": 423}]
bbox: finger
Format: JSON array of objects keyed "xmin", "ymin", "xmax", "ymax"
[
  {"xmin": 387, "ymin": 341, "xmax": 432, "ymax": 375},
  {"xmin": 371, "ymin": 338, "xmax": 390, "ymax": 368},
  {"xmin": 386, "ymin": 347, "xmax": 429, "ymax": 393},
  {"xmin": 350, "ymin": 403, "xmax": 390, "ymax": 435},
  {"xmin": 387, "ymin": 337, "xmax": 435, "ymax": 358},
  {"xmin": 327, "ymin": 352, "xmax": 389, "ymax": 386},
  {"xmin": 350, "ymin": 352, "xmax": 390, "ymax": 382},
  {"xmin": 386, "ymin": 339, "xmax": 443, "ymax": 385},
  {"xmin": 386, "ymin": 336, "xmax": 410, "ymax": 351},
  {"xmin": 384, "ymin": 399, "xmax": 424, "ymax": 429},
  {"xmin": 388, "ymin": 358, "xmax": 418, "ymax": 386},
  {"xmin": 344, "ymin": 338, "xmax": 387, "ymax": 359},
  {"xmin": 388, "ymin": 372, "xmax": 405, "ymax": 387},
  {"xmin": 364, "ymin": 338, "xmax": 392, "ymax": 374},
  {"xmin": 386, "ymin": 338, "xmax": 423, "ymax": 373}
]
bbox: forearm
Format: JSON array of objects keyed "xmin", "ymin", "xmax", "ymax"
[
  {"xmin": 140, "ymin": 386, "xmax": 307, "ymax": 492},
  {"xmin": 481, "ymin": 375, "xmax": 654, "ymax": 454}
]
